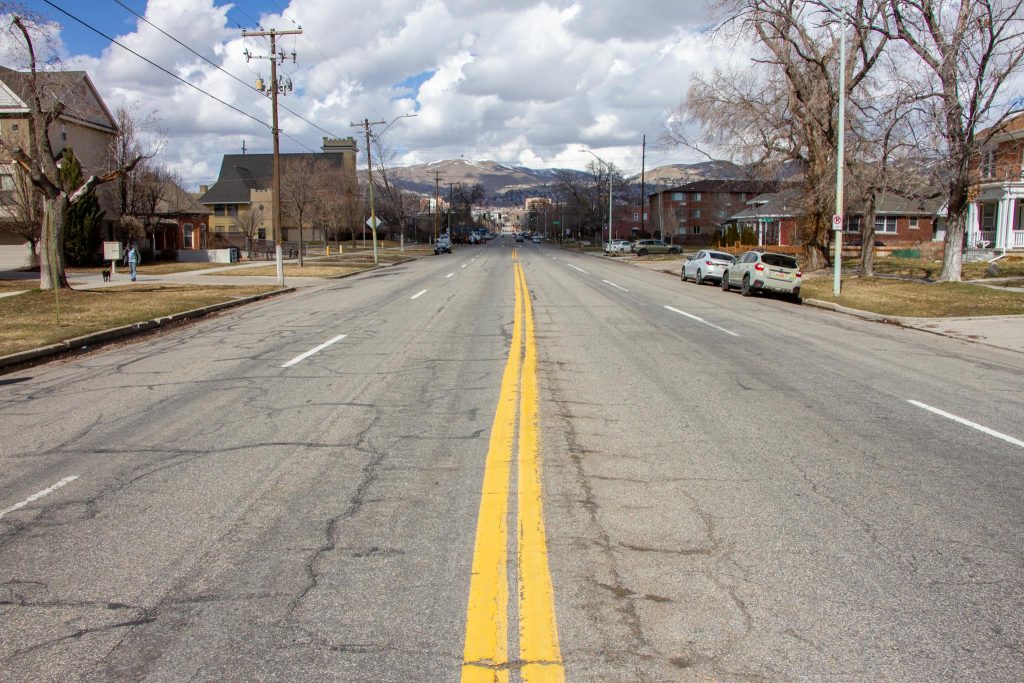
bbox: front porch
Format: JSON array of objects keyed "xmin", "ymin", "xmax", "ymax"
[{"xmin": 967, "ymin": 186, "xmax": 1024, "ymax": 251}]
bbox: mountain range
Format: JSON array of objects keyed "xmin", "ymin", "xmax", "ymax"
[{"xmin": 385, "ymin": 158, "xmax": 753, "ymax": 199}]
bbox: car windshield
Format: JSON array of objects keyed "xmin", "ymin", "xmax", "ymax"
[
  {"xmin": 708, "ymin": 252, "xmax": 734, "ymax": 262},
  {"xmin": 762, "ymin": 254, "xmax": 798, "ymax": 269}
]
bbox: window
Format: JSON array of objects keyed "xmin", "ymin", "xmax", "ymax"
[
  {"xmin": 874, "ymin": 216, "xmax": 898, "ymax": 233},
  {"xmin": 692, "ymin": 209, "xmax": 701, "ymax": 218},
  {"xmin": 691, "ymin": 226, "xmax": 701, "ymax": 234},
  {"xmin": 980, "ymin": 147, "xmax": 996, "ymax": 178},
  {"xmin": 844, "ymin": 216, "xmax": 860, "ymax": 233},
  {"xmin": 717, "ymin": 209, "xmax": 726, "ymax": 218},
  {"xmin": 60, "ymin": 123, "xmax": 67, "ymax": 141},
  {"xmin": 10, "ymin": 124, "xmax": 18, "ymax": 132},
  {"xmin": 672, "ymin": 192, "xmax": 683, "ymax": 201},
  {"xmin": 693, "ymin": 193, "xmax": 701, "ymax": 201},
  {"xmin": 183, "ymin": 224, "xmax": 193, "ymax": 249},
  {"xmin": 632, "ymin": 212, "xmax": 639, "ymax": 221},
  {"xmin": 982, "ymin": 203, "xmax": 996, "ymax": 231},
  {"xmin": 909, "ymin": 217, "xmax": 919, "ymax": 229}
]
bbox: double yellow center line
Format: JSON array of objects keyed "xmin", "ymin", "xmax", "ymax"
[{"xmin": 462, "ymin": 254, "xmax": 563, "ymax": 682}]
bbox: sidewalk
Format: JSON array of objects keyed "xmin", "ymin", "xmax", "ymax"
[{"xmin": 586, "ymin": 251, "xmax": 1024, "ymax": 355}]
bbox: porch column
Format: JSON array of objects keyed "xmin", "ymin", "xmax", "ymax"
[
  {"xmin": 996, "ymin": 196, "xmax": 1013, "ymax": 252},
  {"xmin": 966, "ymin": 201, "xmax": 978, "ymax": 246}
]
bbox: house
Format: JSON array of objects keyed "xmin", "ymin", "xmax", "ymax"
[
  {"xmin": 142, "ymin": 180, "xmax": 212, "ymax": 253},
  {"xmin": 729, "ymin": 187, "xmax": 944, "ymax": 246},
  {"xmin": 198, "ymin": 137, "xmax": 358, "ymax": 245},
  {"xmin": 646, "ymin": 179, "xmax": 780, "ymax": 244},
  {"xmin": 966, "ymin": 112, "xmax": 1024, "ymax": 251},
  {"xmin": 0, "ymin": 66, "xmax": 118, "ymax": 269}
]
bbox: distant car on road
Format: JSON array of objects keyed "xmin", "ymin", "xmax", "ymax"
[
  {"xmin": 434, "ymin": 235, "xmax": 452, "ymax": 254},
  {"xmin": 681, "ymin": 250, "xmax": 736, "ymax": 285},
  {"xmin": 631, "ymin": 239, "xmax": 680, "ymax": 256},
  {"xmin": 721, "ymin": 250, "xmax": 802, "ymax": 300},
  {"xmin": 532, "ymin": 235, "xmax": 541, "ymax": 243},
  {"xmin": 515, "ymin": 234, "xmax": 525, "ymax": 243}
]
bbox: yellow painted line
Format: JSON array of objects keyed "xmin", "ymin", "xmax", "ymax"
[
  {"xmin": 461, "ymin": 261, "xmax": 522, "ymax": 683},
  {"xmin": 462, "ymin": 255, "xmax": 563, "ymax": 682},
  {"xmin": 516, "ymin": 262, "xmax": 564, "ymax": 681}
]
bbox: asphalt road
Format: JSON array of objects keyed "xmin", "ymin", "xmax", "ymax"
[{"xmin": 1, "ymin": 239, "xmax": 1022, "ymax": 682}]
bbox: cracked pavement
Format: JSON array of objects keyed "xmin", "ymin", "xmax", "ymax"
[{"xmin": 1, "ymin": 240, "xmax": 1023, "ymax": 681}]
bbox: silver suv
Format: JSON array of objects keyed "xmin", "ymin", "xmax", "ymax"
[
  {"xmin": 721, "ymin": 250, "xmax": 802, "ymax": 300},
  {"xmin": 434, "ymin": 235, "xmax": 452, "ymax": 254}
]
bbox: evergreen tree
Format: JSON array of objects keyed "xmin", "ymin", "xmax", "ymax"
[{"xmin": 61, "ymin": 148, "xmax": 105, "ymax": 267}]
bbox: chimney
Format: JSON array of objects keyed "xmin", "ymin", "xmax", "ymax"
[{"xmin": 199, "ymin": 185, "xmax": 209, "ymax": 194}]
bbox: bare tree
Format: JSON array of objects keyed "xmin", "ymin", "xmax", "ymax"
[
  {"xmin": 672, "ymin": 0, "xmax": 890, "ymax": 268},
  {"xmin": 106, "ymin": 104, "xmax": 162, "ymax": 243},
  {"xmin": 281, "ymin": 156, "xmax": 337, "ymax": 266},
  {"xmin": 885, "ymin": 0, "xmax": 1024, "ymax": 281},
  {"xmin": 371, "ymin": 137, "xmax": 412, "ymax": 248},
  {"xmin": 0, "ymin": 15, "xmax": 142, "ymax": 289},
  {"xmin": 236, "ymin": 202, "xmax": 263, "ymax": 257}
]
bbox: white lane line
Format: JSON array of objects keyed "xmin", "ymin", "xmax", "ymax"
[
  {"xmin": 908, "ymin": 400, "xmax": 1024, "ymax": 449},
  {"xmin": 446, "ymin": 273, "xmax": 455, "ymax": 278},
  {"xmin": 281, "ymin": 334, "xmax": 347, "ymax": 368},
  {"xmin": 411, "ymin": 289, "xmax": 428, "ymax": 300},
  {"xmin": 566, "ymin": 263, "xmax": 590, "ymax": 275},
  {"xmin": 603, "ymin": 280, "xmax": 629, "ymax": 292},
  {"xmin": 0, "ymin": 476, "xmax": 79, "ymax": 519},
  {"xmin": 664, "ymin": 305, "xmax": 740, "ymax": 337}
]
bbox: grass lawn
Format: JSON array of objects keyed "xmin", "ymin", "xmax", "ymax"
[
  {"xmin": 207, "ymin": 264, "xmax": 371, "ymax": 278},
  {"xmin": 801, "ymin": 276, "xmax": 1024, "ymax": 317},
  {"xmin": 0, "ymin": 284, "xmax": 279, "ymax": 357},
  {"xmin": 0, "ymin": 280, "xmax": 35, "ymax": 292},
  {"xmin": 857, "ymin": 255, "xmax": 1024, "ymax": 280},
  {"xmin": 68, "ymin": 262, "xmax": 231, "ymax": 276}
]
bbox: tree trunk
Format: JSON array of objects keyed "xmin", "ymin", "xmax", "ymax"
[
  {"xmin": 298, "ymin": 215, "xmax": 304, "ymax": 267},
  {"xmin": 26, "ymin": 238, "xmax": 40, "ymax": 269},
  {"xmin": 39, "ymin": 196, "xmax": 70, "ymax": 290},
  {"xmin": 859, "ymin": 193, "xmax": 877, "ymax": 277},
  {"xmin": 941, "ymin": 209, "xmax": 965, "ymax": 282}
]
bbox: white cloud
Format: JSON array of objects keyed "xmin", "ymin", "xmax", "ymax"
[{"xmin": 2, "ymin": 0, "xmax": 742, "ymax": 184}]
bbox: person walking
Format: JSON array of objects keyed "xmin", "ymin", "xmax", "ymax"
[{"xmin": 125, "ymin": 242, "xmax": 141, "ymax": 282}]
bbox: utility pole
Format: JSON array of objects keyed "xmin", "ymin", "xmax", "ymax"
[
  {"xmin": 243, "ymin": 27, "xmax": 301, "ymax": 287},
  {"xmin": 433, "ymin": 170, "xmax": 443, "ymax": 241},
  {"xmin": 640, "ymin": 134, "xmax": 646, "ymax": 239},
  {"xmin": 351, "ymin": 118, "xmax": 386, "ymax": 265}
]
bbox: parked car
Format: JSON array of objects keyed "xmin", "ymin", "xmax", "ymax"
[
  {"xmin": 604, "ymin": 240, "xmax": 633, "ymax": 254},
  {"xmin": 681, "ymin": 250, "xmax": 736, "ymax": 285},
  {"xmin": 515, "ymin": 234, "xmax": 525, "ymax": 243},
  {"xmin": 631, "ymin": 239, "xmax": 680, "ymax": 256},
  {"xmin": 434, "ymin": 235, "xmax": 452, "ymax": 254},
  {"xmin": 721, "ymin": 250, "xmax": 802, "ymax": 300},
  {"xmin": 532, "ymin": 235, "xmax": 542, "ymax": 243}
]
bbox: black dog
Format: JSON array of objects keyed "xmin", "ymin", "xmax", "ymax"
[{"xmin": 101, "ymin": 267, "xmax": 111, "ymax": 282}]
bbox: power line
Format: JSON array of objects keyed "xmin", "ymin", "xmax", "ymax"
[
  {"xmin": 41, "ymin": 0, "xmax": 269, "ymax": 131},
  {"xmin": 111, "ymin": 0, "xmax": 345, "ymax": 142}
]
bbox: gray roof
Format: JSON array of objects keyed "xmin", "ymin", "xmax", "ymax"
[
  {"xmin": 199, "ymin": 153, "xmax": 348, "ymax": 205},
  {"xmin": 731, "ymin": 187, "xmax": 946, "ymax": 221},
  {"xmin": 0, "ymin": 66, "xmax": 117, "ymax": 132}
]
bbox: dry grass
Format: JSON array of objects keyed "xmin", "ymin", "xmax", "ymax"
[
  {"xmin": 0, "ymin": 284, "xmax": 278, "ymax": 357},
  {"xmin": 68, "ymin": 262, "xmax": 230, "ymax": 276},
  {"xmin": 802, "ymin": 276, "xmax": 1024, "ymax": 317},
  {"xmin": 207, "ymin": 264, "xmax": 371, "ymax": 278},
  {"xmin": 0, "ymin": 280, "xmax": 35, "ymax": 292},
  {"xmin": 855, "ymin": 255, "xmax": 1024, "ymax": 280}
]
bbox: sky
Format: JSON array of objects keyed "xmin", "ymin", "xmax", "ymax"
[{"xmin": 1, "ymin": 0, "xmax": 743, "ymax": 186}]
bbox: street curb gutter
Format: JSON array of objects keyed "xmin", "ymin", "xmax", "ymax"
[{"xmin": 0, "ymin": 287, "xmax": 295, "ymax": 372}]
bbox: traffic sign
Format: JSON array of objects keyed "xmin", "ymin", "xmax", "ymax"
[
  {"xmin": 366, "ymin": 216, "xmax": 384, "ymax": 229},
  {"xmin": 832, "ymin": 214, "xmax": 843, "ymax": 230}
]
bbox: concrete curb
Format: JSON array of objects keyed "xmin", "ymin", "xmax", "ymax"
[{"xmin": 0, "ymin": 287, "xmax": 295, "ymax": 372}]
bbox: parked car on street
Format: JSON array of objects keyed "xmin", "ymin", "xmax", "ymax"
[
  {"xmin": 721, "ymin": 250, "xmax": 802, "ymax": 300},
  {"xmin": 631, "ymin": 239, "xmax": 680, "ymax": 256},
  {"xmin": 515, "ymin": 234, "xmax": 524, "ymax": 243},
  {"xmin": 434, "ymin": 235, "xmax": 452, "ymax": 254},
  {"xmin": 604, "ymin": 240, "xmax": 632, "ymax": 254},
  {"xmin": 681, "ymin": 250, "xmax": 736, "ymax": 285},
  {"xmin": 532, "ymin": 235, "xmax": 542, "ymax": 243}
]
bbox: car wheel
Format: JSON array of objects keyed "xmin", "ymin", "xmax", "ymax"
[
  {"xmin": 680, "ymin": 269, "xmax": 688, "ymax": 282},
  {"xmin": 669, "ymin": 247, "xmax": 680, "ymax": 254},
  {"xmin": 741, "ymin": 275, "xmax": 752, "ymax": 296},
  {"xmin": 721, "ymin": 272, "xmax": 730, "ymax": 291},
  {"xmin": 638, "ymin": 248, "xmax": 648, "ymax": 256},
  {"xmin": 696, "ymin": 269, "xmax": 704, "ymax": 286}
]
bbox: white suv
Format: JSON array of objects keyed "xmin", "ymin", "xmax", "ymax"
[{"xmin": 434, "ymin": 235, "xmax": 452, "ymax": 254}]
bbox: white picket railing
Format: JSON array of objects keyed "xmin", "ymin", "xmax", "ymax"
[{"xmin": 1011, "ymin": 231, "xmax": 1024, "ymax": 249}]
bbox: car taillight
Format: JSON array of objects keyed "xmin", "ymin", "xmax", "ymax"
[
  {"xmin": 754, "ymin": 263, "xmax": 765, "ymax": 271},
  {"xmin": 796, "ymin": 271, "xmax": 802, "ymax": 278},
  {"xmin": 705, "ymin": 260, "xmax": 714, "ymax": 266}
]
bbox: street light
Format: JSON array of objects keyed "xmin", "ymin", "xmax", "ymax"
[
  {"xmin": 822, "ymin": 0, "xmax": 850, "ymax": 297},
  {"xmin": 585, "ymin": 149, "xmax": 613, "ymax": 252}
]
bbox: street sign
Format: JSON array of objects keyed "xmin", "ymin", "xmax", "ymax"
[
  {"xmin": 832, "ymin": 214, "xmax": 843, "ymax": 230},
  {"xmin": 759, "ymin": 217, "xmax": 773, "ymax": 223},
  {"xmin": 366, "ymin": 216, "xmax": 384, "ymax": 229}
]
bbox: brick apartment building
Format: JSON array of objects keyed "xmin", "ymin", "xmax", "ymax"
[{"xmin": 646, "ymin": 179, "xmax": 779, "ymax": 244}]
